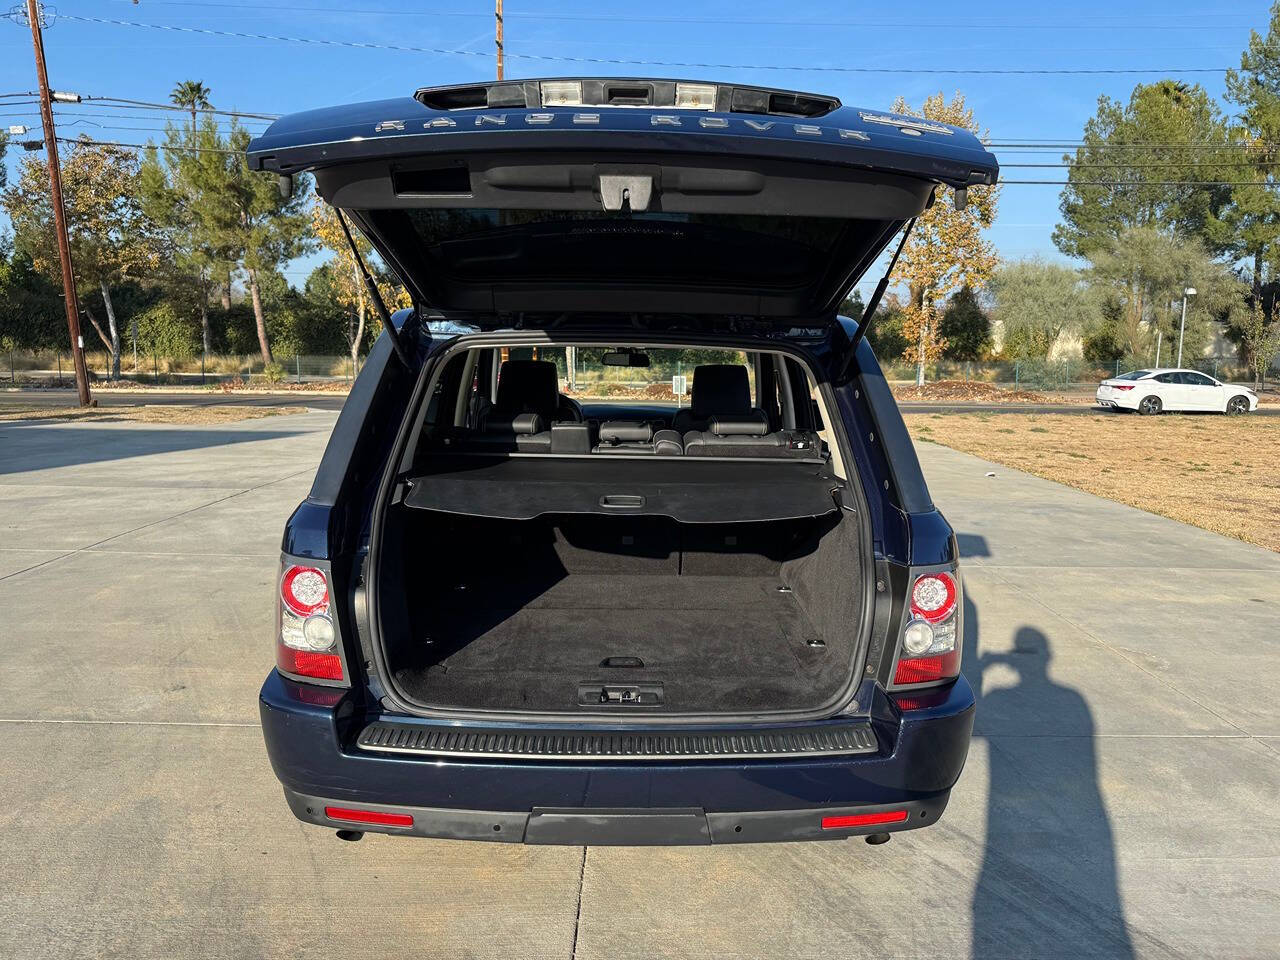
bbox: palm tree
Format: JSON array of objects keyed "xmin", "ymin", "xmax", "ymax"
[{"xmin": 170, "ymin": 80, "xmax": 212, "ymax": 128}]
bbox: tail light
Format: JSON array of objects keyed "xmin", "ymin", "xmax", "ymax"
[
  {"xmin": 276, "ymin": 559, "xmax": 347, "ymax": 685},
  {"xmin": 893, "ymin": 570, "xmax": 961, "ymax": 690},
  {"xmin": 1112, "ymin": 384, "xmax": 1135, "ymax": 391}
]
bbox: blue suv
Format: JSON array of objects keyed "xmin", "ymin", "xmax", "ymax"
[{"xmin": 250, "ymin": 78, "xmax": 998, "ymax": 845}]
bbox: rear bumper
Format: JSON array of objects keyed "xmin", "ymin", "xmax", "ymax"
[
  {"xmin": 1095, "ymin": 390, "xmax": 1135, "ymax": 410},
  {"xmin": 259, "ymin": 670, "xmax": 975, "ymax": 845},
  {"xmin": 283, "ymin": 787, "xmax": 950, "ymax": 844}
]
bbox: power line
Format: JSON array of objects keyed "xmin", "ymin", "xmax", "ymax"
[
  {"xmin": 89, "ymin": 2, "xmax": 1263, "ymax": 32},
  {"xmin": 52, "ymin": 136, "xmax": 243, "ymax": 155},
  {"xmin": 54, "ymin": 15, "xmax": 1234, "ymax": 75},
  {"xmin": 81, "ymin": 96, "xmax": 278, "ymax": 120}
]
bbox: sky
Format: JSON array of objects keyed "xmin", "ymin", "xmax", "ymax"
[{"xmin": 0, "ymin": 0, "xmax": 1274, "ymax": 293}]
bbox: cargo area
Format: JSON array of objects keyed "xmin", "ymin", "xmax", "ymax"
[{"xmin": 375, "ymin": 508, "xmax": 865, "ymax": 717}]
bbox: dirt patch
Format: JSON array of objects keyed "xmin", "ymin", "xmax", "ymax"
[
  {"xmin": 0, "ymin": 404, "xmax": 307, "ymax": 424},
  {"xmin": 905, "ymin": 412, "xmax": 1280, "ymax": 552},
  {"xmin": 894, "ymin": 380, "xmax": 1049, "ymax": 403}
]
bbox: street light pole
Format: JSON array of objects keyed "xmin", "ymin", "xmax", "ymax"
[
  {"xmin": 1176, "ymin": 286, "xmax": 1196, "ymax": 369},
  {"xmin": 25, "ymin": 0, "xmax": 92, "ymax": 406}
]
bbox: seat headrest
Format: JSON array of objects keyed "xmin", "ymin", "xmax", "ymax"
[
  {"xmin": 709, "ymin": 410, "xmax": 769, "ymax": 437},
  {"xmin": 599, "ymin": 420, "xmax": 652, "ymax": 444},
  {"xmin": 496, "ymin": 360, "xmax": 560, "ymax": 419},
  {"xmin": 690, "ymin": 364, "xmax": 751, "ymax": 417},
  {"xmin": 486, "ymin": 412, "xmax": 545, "ymax": 435}
]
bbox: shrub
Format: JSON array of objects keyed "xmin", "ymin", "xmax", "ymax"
[{"xmin": 136, "ymin": 301, "xmax": 200, "ymax": 363}]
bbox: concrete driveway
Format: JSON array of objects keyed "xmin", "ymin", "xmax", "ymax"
[{"xmin": 0, "ymin": 410, "xmax": 1276, "ymax": 959}]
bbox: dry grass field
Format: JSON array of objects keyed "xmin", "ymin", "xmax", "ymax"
[{"xmin": 904, "ymin": 412, "xmax": 1280, "ymax": 552}]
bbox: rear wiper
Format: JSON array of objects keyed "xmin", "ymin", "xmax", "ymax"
[
  {"xmin": 335, "ymin": 208, "xmax": 415, "ymax": 368},
  {"xmin": 837, "ymin": 216, "xmax": 917, "ymax": 381}
]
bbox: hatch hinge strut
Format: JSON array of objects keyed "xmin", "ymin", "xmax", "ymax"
[
  {"xmin": 838, "ymin": 217, "xmax": 917, "ymax": 381},
  {"xmin": 335, "ymin": 207, "xmax": 414, "ymax": 368}
]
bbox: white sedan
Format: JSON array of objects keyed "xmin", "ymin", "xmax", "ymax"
[{"xmin": 1096, "ymin": 368, "xmax": 1259, "ymax": 415}]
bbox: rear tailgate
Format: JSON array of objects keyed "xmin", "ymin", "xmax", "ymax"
[{"xmin": 248, "ymin": 78, "xmax": 998, "ymax": 321}]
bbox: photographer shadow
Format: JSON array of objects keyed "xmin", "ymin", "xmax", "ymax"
[{"xmin": 966, "ymin": 604, "xmax": 1135, "ymax": 958}]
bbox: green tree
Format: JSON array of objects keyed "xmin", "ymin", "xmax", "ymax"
[
  {"xmin": 170, "ymin": 80, "xmax": 212, "ymax": 128},
  {"xmin": 1087, "ymin": 228, "xmax": 1245, "ymax": 364},
  {"xmin": 1229, "ymin": 301, "xmax": 1280, "ymax": 387},
  {"xmin": 0, "ymin": 250, "xmax": 64, "ymax": 350},
  {"xmin": 938, "ymin": 285, "xmax": 991, "ymax": 362},
  {"xmin": 990, "ymin": 259, "xmax": 1099, "ymax": 361},
  {"xmin": 140, "ymin": 114, "xmax": 241, "ymax": 356},
  {"xmin": 1054, "ymin": 81, "xmax": 1233, "ymax": 259},
  {"xmin": 218, "ymin": 123, "xmax": 314, "ymax": 365},
  {"xmin": 1223, "ymin": 3, "xmax": 1280, "ymax": 357},
  {"xmin": 839, "ymin": 288, "xmax": 865, "ymax": 319},
  {"xmin": 3, "ymin": 138, "xmax": 160, "ymax": 379}
]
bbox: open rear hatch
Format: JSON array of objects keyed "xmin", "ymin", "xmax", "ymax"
[
  {"xmin": 247, "ymin": 77, "xmax": 998, "ymax": 322},
  {"xmin": 250, "ymin": 80, "xmax": 997, "ymax": 728}
]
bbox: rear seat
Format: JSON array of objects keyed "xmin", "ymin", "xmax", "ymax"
[
  {"xmin": 594, "ymin": 420, "xmax": 683, "ymax": 456},
  {"xmin": 683, "ymin": 410, "xmax": 819, "ymax": 458}
]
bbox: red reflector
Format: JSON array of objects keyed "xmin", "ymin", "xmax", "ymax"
[
  {"xmin": 893, "ymin": 649, "xmax": 961, "ymax": 686},
  {"xmin": 891, "ymin": 687, "xmax": 952, "ymax": 712},
  {"xmin": 278, "ymin": 646, "xmax": 344, "ymax": 681},
  {"xmin": 324, "ymin": 806, "xmax": 414, "ymax": 827},
  {"xmin": 822, "ymin": 810, "xmax": 909, "ymax": 829}
]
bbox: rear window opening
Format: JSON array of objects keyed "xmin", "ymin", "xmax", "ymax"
[{"xmin": 368, "ymin": 337, "xmax": 869, "ymax": 723}]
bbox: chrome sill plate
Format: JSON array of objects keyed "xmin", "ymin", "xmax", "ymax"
[{"xmin": 357, "ymin": 720, "xmax": 877, "ymax": 762}]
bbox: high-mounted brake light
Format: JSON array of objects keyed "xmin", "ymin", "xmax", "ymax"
[{"xmin": 276, "ymin": 560, "xmax": 347, "ymax": 685}]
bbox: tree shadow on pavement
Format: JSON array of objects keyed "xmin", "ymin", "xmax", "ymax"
[
  {"xmin": 964, "ymin": 593, "xmax": 1136, "ymax": 958},
  {"xmin": 0, "ymin": 425, "xmax": 305, "ymax": 475}
]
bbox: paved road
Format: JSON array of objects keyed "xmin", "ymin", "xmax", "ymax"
[
  {"xmin": 0, "ymin": 410, "xmax": 1276, "ymax": 959},
  {"xmin": 8, "ymin": 388, "xmax": 1277, "ymax": 418}
]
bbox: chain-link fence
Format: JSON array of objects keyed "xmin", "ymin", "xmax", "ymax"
[
  {"xmin": 4, "ymin": 349, "xmax": 363, "ymax": 387},
  {"xmin": 6, "ymin": 346, "xmax": 1274, "ymax": 393},
  {"xmin": 881, "ymin": 357, "xmax": 1271, "ymax": 390}
]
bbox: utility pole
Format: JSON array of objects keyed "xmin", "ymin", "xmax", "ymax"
[
  {"xmin": 495, "ymin": 0, "xmax": 504, "ymax": 81},
  {"xmin": 25, "ymin": 0, "xmax": 92, "ymax": 406}
]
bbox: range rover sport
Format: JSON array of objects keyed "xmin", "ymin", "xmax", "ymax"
[{"xmin": 250, "ymin": 78, "xmax": 999, "ymax": 845}]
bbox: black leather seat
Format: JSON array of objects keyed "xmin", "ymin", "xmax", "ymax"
[
  {"xmin": 683, "ymin": 410, "xmax": 819, "ymax": 458},
  {"xmin": 671, "ymin": 364, "xmax": 752, "ymax": 434},
  {"xmin": 593, "ymin": 420, "xmax": 683, "ymax": 456},
  {"xmin": 466, "ymin": 412, "xmax": 552, "ymax": 452},
  {"xmin": 488, "ymin": 359, "xmax": 583, "ymax": 425}
]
